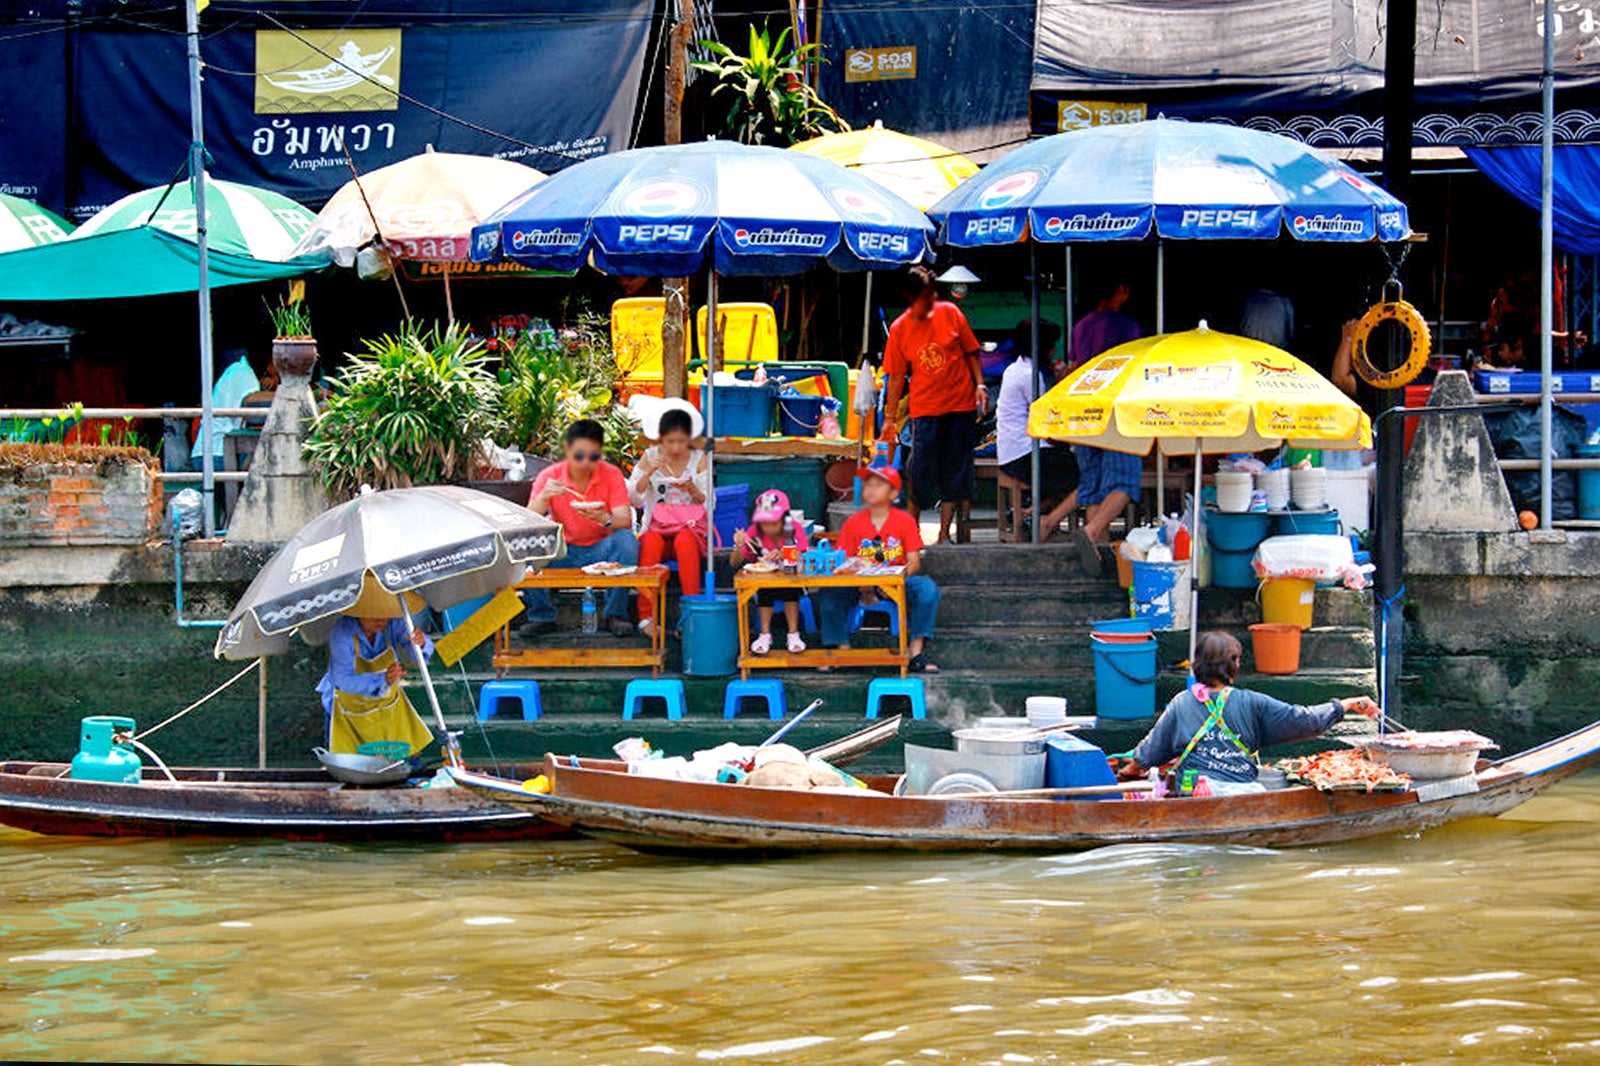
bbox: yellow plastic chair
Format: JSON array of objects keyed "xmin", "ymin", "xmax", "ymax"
[
  {"xmin": 610, "ymin": 297, "xmax": 665, "ymax": 377},
  {"xmin": 696, "ymin": 302, "xmax": 779, "ymax": 364}
]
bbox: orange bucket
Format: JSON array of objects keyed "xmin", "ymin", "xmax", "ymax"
[
  {"xmin": 1250, "ymin": 623, "xmax": 1302, "ymax": 675},
  {"xmin": 1112, "ymin": 541, "xmax": 1133, "ymax": 589}
]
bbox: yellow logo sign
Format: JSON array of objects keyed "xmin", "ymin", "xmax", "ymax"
[
  {"xmin": 255, "ymin": 29, "xmax": 402, "ymax": 115},
  {"xmin": 845, "ymin": 46, "xmax": 917, "ymax": 83},
  {"xmin": 1056, "ymin": 101, "xmax": 1147, "ymax": 132}
]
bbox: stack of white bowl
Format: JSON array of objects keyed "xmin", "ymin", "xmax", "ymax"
[
  {"xmin": 1257, "ymin": 468, "xmax": 1291, "ymax": 511},
  {"xmin": 1215, "ymin": 470, "xmax": 1254, "ymax": 513},
  {"xmin": 1291, "ymin": 466, "xmax": 1328, "ymax": 509},
  {"xmin": 1026, "ymin": 696, "xmax": 1069, "ymax": 728}
]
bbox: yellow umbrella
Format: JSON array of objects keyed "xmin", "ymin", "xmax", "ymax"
[
  {"xmin": 1029, "ymin": 325, "xmax": 1370, "ymax": 454},
  {"xmin": 790, "ymin": 121, "xmax": 978, "ymax": 211},
  {"xmin": 1029, "ymin": 324, "xmax": 1369, "ymax": 658}
]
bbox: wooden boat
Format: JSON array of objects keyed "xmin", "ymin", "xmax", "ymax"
[
  {"xmin": 0, "ymin": 761, "xmax": 560, "ymax": 842},
  {"xmin": 0, "ymin": 718, "xmax": 904, "ymax": 843},
  {"xmin": 452, "ymin": 719, "xmax": 1600, "ymax": 855}
]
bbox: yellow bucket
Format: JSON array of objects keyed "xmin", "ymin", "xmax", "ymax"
[{"xmin": 1259, "ymin": 577, "xmax": 1316, "ymax": 630}]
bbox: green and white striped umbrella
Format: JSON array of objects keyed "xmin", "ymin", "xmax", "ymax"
[
  {"xmin": 71, "ymin": 175, "xmax": 315, "ymax": 262},
  {"xmin": 0, "ymin": 193, "xmax": 72, "ymax": 252}
]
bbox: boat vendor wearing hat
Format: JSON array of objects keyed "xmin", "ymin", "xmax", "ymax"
[
  {"xmin": 316, "ymin": 615, "xmax": 435, "ymax": 756},
  {"xmin": 1118, "ymin": 631, "xmax": 1380, "ymax": 795},
  {"xmin": 815, "ymin": 466, "xmax": 943, "ymax": 673}
]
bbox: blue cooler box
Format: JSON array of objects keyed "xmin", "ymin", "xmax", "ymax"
[
  {"xmin": 1474, "ymin": 370, "xmax": 1600, "ymax": 394},
  {"xmin": 1045, "ymin": 734, "xmax": 1119, "ymax": 799}
]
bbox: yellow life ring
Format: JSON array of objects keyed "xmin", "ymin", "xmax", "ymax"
[{"xmin": 1351, "ymin": 299, "xmax": 1431, "ymax": 390}]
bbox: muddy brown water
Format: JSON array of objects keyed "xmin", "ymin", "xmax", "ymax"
[{"xmin": 1, "ymin": 776, "xmax": 1598, "ymax": 1064}]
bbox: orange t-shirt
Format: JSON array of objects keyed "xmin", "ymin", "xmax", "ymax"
[
  {"xmin": 883, "ymin": 300, "xmax": 981, "ymax": 418},
  {"xmin": 532, "ymin": 459, "xmax": 630, "ymax": 547}
]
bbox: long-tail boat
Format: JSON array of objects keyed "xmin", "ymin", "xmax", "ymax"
[{"xmin": 451, "ymin": 719, "xmax": 1600, "ymax": 855}]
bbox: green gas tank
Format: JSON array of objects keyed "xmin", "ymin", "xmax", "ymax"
[{"xmin": 69, "ymin": 716, "xmax": 142, "ymax": 784}]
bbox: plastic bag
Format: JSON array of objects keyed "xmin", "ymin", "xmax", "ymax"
[
  {"xmin": 165, "ymin": 489, "xmax": 203, "ymax": 540},
  {"xmin": 1253, "ymin": 534, "xmax": 1373, "ymax": 589}
]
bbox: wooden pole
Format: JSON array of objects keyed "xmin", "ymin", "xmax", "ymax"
[
  {"xmin": 257, "ymin": 657, "xmax": 268, "ymax": 770},
  {"xmin": 660, "ymin": 0, "xmax": 695, "ymax": 398}
]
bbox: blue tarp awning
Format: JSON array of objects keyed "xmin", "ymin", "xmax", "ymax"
[{"xmin": 1466, "ymin": 145, "xmax": 1600, "ymax": 256}]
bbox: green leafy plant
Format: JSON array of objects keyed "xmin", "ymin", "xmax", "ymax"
[
  {"xmin": 304, "ymin": 325, "xmax": 502, "ymax": 499},
  {"xmin": 693, "ymin": 25, "xmax": 848, "ymax": 146},
  {"xmin": 600, "ymin": 404, "xmax": 643, "ymax": 470},
  {"xmin": 498, "ymin": 303, "xmax": 635, "ymax": 459},
  {"xmin": 267, "ymin": 297, "xmax": 315, "ymax": 339}
]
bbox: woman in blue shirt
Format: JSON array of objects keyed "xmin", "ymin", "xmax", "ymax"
[{"xmin": 316, "ymin": 615, "xmax": 436, "ymax": 756}]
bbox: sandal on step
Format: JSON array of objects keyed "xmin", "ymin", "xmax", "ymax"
[
  {"xmin": 909, "ymin": 653, "xmax": 940, "ymax": 674},
  {"xmin": 750, "ymin": 632, "xmax": 773, "ymax": 655},
  {"xmin": 786, "ymin": 632, "xmax": 807, "ymax": 654}
]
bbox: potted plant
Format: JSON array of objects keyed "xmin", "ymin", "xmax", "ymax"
[
  {"xmin": 303, "ymin": 325, "xmax": 503, "ymax": 501},
  {"xmin": 693, "ymin": 24, "xmax": 848, "ymax": 146},
  {"xmin": 267, "ymin": 295, "xmax": 318, "ymax": 378}
]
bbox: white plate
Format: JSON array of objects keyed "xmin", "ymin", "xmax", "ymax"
[
  {"xmin": 743, "ymin": 562, "xmax": 780, "ymax": 574},
  {"xmin": 569, "ymin": 500, "xmax": 605, "ymax": 510},
  {"xmin": 581, "ymin": 563, "xmax": 637, "ymax": 576}
]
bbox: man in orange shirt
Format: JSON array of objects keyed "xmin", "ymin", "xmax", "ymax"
[{"xmin": 879, "ymin": 266, "xmax": 986, "ymax": 543}]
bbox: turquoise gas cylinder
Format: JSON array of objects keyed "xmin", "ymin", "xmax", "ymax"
[{"xmin": 69, "ymin": 716, "xmax": 142, "ymax": 784}]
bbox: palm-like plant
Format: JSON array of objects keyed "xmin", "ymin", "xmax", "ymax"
[
  {"xmin": 304, "ymin": 325, "xmax": 502, "ymax": 499},
  {"xmin": 693, "ymin": 25, "xmax": 848, "ymax": 146}
]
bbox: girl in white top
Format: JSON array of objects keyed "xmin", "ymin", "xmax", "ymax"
[{"xmin": 627, "ymin": 407, "xmax": 711, "ymax": 636}]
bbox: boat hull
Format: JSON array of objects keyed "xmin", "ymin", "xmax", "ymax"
[
  {"xmin": 453, "ymin": 720, "xmax": 1600, "ymax": 855},
  {"xmin": 0, "ymin": 762, "xmax": 564, "ymax": 843}
]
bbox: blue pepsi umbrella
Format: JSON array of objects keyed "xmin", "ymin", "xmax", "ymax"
[
  {"xmin": 929, "ymin": 118, "xmax": 1410, "ymax": 248},
  {"xmin": 472, "ymin": 140, "xmax": 933, "ymax": 276}
]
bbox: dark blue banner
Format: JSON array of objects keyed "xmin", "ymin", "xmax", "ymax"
[{"xmin": 0, "ymin": 11, "xmax": 69, "ymax": 213}]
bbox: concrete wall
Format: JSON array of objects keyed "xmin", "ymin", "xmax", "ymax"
[{"xmin": 0, "ymin": 454, "xmax": 160, "ymax": 547}]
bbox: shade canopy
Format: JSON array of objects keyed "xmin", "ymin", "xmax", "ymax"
[
  {"xmin": 1028, "ymin": 325, "xmax": 1371, "ymax": 455},
  {"xmin": 0, "ymin": 193, "xmax": 72, "ymax": 252},
  {"xmin": 73, "ymin": 174, "xmax": 316, "ymax": 261},
  {"xmin": 471, "ymin": 139, "xmax": 934, "ymax": 276},
  {"xmin": 790, "ymin": 123, "xmax": 978, "ymax": 211},
  {"xmin": 294, "ymin": 150, "xmax": 547, "ymax": 265},
  {"xmin": 216, "ymin": 485, "xmax": 565, "ymax": 660},
  {"xmin": 0, "ymin": 227, "xmax": 327, "ymax": 301},
  {"xmin": 931, "ymin": 118, "xmax": 1411, "ymax": 248}
]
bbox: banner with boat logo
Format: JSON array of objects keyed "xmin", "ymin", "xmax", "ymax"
[{"xmin": 15, "ymin": 0, "xmax": 651, "ymax": 218}]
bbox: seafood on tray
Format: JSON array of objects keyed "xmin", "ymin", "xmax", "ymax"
[{"xmin": 1278, "ymin": 749, "xmax": 1412, "ymax": 793}]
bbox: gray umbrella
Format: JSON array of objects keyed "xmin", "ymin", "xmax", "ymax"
[{"xmin": 216, "ymin": 486, "xmax": 564, "ymax": 762}]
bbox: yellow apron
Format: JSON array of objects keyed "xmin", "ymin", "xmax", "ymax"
[{"xmin": 327, "ymin": 635, "xmax": 435, "ymax": 757}]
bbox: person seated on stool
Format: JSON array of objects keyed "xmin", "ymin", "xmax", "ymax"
[
  {"xmin": 815, "ymin": 466, "xmax": 942, "ymax": 673},
  {"xmin": 316, "ymin": 615, "xmax": 435, "ymax": 756},
  {"xmin": 628, "ymin": 406, "xmax": 710, "ymax": 640},
  {"xmin": 522, "ymin": 419, "xmax": 639, "ymax": 639}
]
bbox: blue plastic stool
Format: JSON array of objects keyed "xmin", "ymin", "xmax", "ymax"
[
  {"xmin": 623, "ymin": 679, "xmax": 687, "ymax": 721},
  {"xmin": 798, "ymin": 595, "xmax": 817, "ymax": 633},
  {"xmin": 866, "ymin": 677, "xmax": 926, "ymax": 720},
  {"xmin": 723, "ymin": 678, "xmax": 787, "ymax": 720},
  {"xmin": 848, "ymin": 600, "xmax": 901, "ymax": 637},
  {"xmin": 477, "ymin": 680, "xmax": 542, "ymax": 721}
]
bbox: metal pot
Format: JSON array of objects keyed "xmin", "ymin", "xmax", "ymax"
[
  {"xmin": 312, "ymin": 747, "xmax": 412, "ymax": 786},
  {"xmin": 952, "ymin": 727, "xmax": 1047, "ymax": 757}
]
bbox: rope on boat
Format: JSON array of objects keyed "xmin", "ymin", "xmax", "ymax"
[{"xmin": 134, "ymin": 659, "xmax": 262, "ymax": 741}]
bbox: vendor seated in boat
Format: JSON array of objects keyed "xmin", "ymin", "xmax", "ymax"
[
  {"xmin": 815, "ymin": 465, "xmax": 943, "ymax": 673},
  {"xmin": 316, "ymin": 615, "xmax": 436, "ymax": 756},
  {"xmin": 1120, "ymin": 631, "xmax": 1379, "ymax": 795}
]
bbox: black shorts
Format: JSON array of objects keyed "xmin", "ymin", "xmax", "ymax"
[
  {"xmin": 1000, "ymin": 448, "xmax": 1081, "ymax": 501},
  {"xmin": 755, "ymin": 589, "xmax": 799, "ymax": 608},
  {"xmin": 908, "ymin": 412, "xmax": 978, "ymax": 508}
]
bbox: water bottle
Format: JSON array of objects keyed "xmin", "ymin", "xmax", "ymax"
[
  {"xmin": 581, "ymin": 587, "xmax": 598, "ymax": 635},
  {"xmin": 873, "ymin": 439, "xmax": 892, "ymax": 468}
]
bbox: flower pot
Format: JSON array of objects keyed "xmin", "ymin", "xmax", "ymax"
[{"xmin": 271, "ymin": 337, "xmax": 319, "ymax": 378}]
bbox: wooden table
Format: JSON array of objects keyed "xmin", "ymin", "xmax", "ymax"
[
  {"xmin": 493, "ymin": 566, "xmax": 670, "ymax": 677},
  {"xmin": 733, "ymin": 567, "xmax": 908, "ymax": 679}
]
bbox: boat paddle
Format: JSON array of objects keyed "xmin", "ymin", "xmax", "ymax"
[{"xmin": 758, "ymin": 700, "xmax": 824, "ymax": 749}]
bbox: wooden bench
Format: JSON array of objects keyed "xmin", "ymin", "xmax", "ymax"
[
  {"xmin": 493, "ymin": 566, "xmax": 670, "ymax": 677},
  {"xmin": 733, "ymin": 567, "xmax": 909, "ymax": 679}
]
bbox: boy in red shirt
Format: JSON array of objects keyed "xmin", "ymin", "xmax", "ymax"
[
  {"xmin": 879, "ymin": 266, "xmax": 985, "ymax": 543},
  {"xmin": 817, "ymin": 466, "xmax": 943, "ymax": 672},
  {"xmin": 523, "ymin": 419, "xmax": 639, "ymax": 638}
]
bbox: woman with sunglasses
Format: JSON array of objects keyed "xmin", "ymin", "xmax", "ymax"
[{"xmin": 521, "ymin": 419, "xmax": 640, "ymax": 639}]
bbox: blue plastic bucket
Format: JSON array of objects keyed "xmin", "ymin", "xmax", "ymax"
[
  {"xmin": 1130, "ymin": 560, "xmax": 1190, "ymax": 631},
  {"xmin": 680, "ymin": 593, "xmax": 740, "ymax": 677},
  {"xmin": 1579, "ymin": 443, "xmax": 1600, "ymax": 519},
  {"xmin": 1274, "ymin": 509, "xmax": 1342, "ymax": 536},
  {"xmin": 704, "ymin": 383, "xmax": 773, "ymax": 438},
  {"xmin": 1089, "ymin": 616, "xmax": 1151, "ymax": 637},
  {"xmin": 775, "ymin": 394, "xmax": 826, "ymax": 438},
  {"xmin": 1045, "ymin": 734, "xmax": 1119, "ymax": 798},
  {"xmin": 1091, "ymin": 636, "xmax": 1159, "ymax": 720},
  {"xmin": 1205, "ymin": 509, "xmax": 1273, "ymax": 552},
  {"xmin": 1210, "ymin": 547, "xmax": 1258, "ymax": 589}
]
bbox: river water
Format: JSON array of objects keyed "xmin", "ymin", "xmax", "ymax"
[{"xmin": 2, "ymin": 776, "xmax": 1598, "ymax": 1065}]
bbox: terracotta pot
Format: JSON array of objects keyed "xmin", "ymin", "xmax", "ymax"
[{"xmin": 271, "ymin": 337, "xmax": 319, "ymax": 378}]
